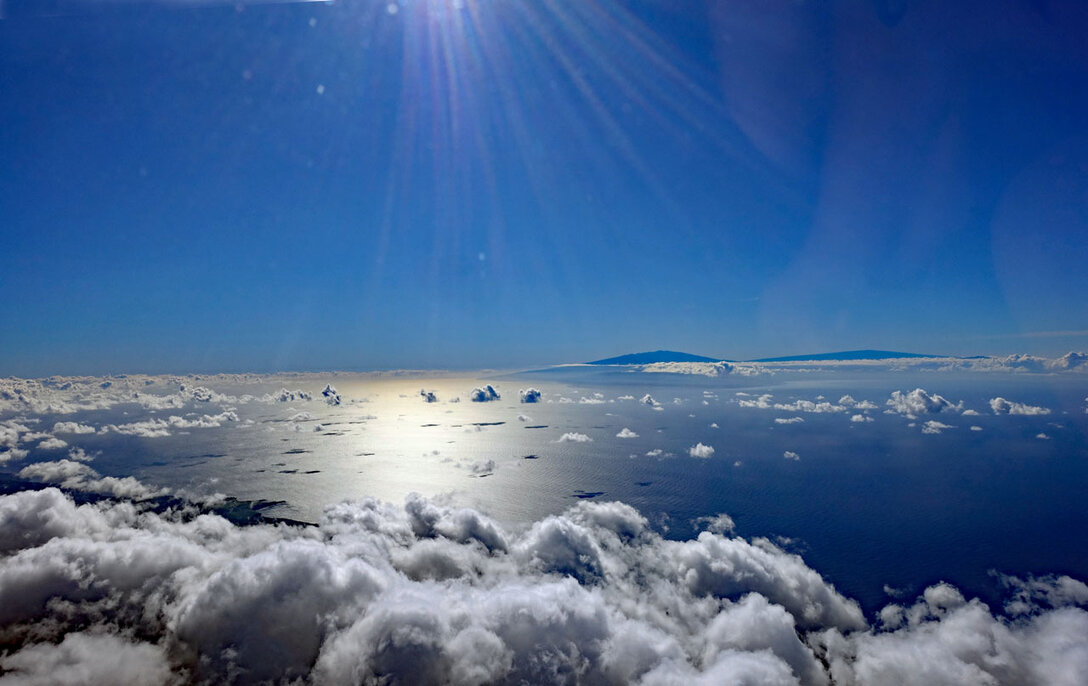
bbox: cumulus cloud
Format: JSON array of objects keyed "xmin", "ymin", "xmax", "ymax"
[
  {"xmin": 816, "ymin": 580, "xmax": 1088, "ymax": 686},
  {"xmin": 922, "ymin": 420, "xmax": 955, "ymax": 435},
  {"xmin": 886, "ymin": 389, "xmax": 962, "ymax": 417},
  {"xmin": 694, "ymin": 513, "xmax": 736, "ymax": 535},
  {"xmin": 0, "ymin": 490, "xmax": 1085, "ymax": 684},
  {"xmin": 51, "ymin": 421, "xmax": 96, "ymax": 435},
  {"xmin": 774, "ymin": 399, "xmax": 846, "ymax": 414},
  {"xmin": 557, "ymin": 432, "xmax": 592, "ymax": 443},
  {"xmin": 640, "ymin": 394, "xmax": 661, "ymax": 407},
  {"xmin": 469, "ymin": 459, "xmax": 496, "ymax": 475},
  {"xmin": 322, "ymin": 384, "xmax": 341, "ymax": 406},
  {"xmin": 470, "ymin": 385, "xmax": 501, "ymax": 402},
  {"xmin": 264, "ymin": 388, "xmax": 314, "ymax": 403},
  {"xmin": 35, "ymin": 436, "xmax": 68, "ymax": 450},
  {"xmin": 0, "ymin": 420, "xmax": 31, "ymax": 463},
  {"xmin": 0, "ymin": 632, "xmax": 175, "ymax": 686},
  {"xmin": 989, "ymin": 397, "xmax": 1051, "ymax": 415},
  {"xmin": 519, "ymin": 388, "xmax": 542, "ymax": 403},
  {"xmin": 104, "ymin": 411, "xmax": 239, "ymax": 438},
  {"xmin": 420, "ymin": 389, "xmax": 438, "ymax": 403},
  {"xmin": 67, "ymin": 447, "xmax": 96, "ymax": 462},
  {"xmin": 17, "ymin": 460, "xmax": 163, "ymax": 499},
  {"xmin": 738, "ymin": 394, "xmax": 773, "ymax": 409},
  {"xmin": 639, "ymin": 361, "xmax": 757, "ymax": 377},
  {"xmin": 783, "ymin": 451, "xmax": 800, "ymax": 461},
  {"xmin": 851, "ymin": 414, "xmax": 874, "ymax": 423},
  {"xmin": 776, "ymin": 417, "xmax": 804, "ymax": 425},
  {"xmin": 689, "ymin": 443, "xmax": 715, "ymax": 459},
  {"xmin": 616, "ymin": 428, "xmax": 639, "ymax": 439},
  {"xmin": 839, "ymin": 395, "xmax": 878, "ymax": 410}
]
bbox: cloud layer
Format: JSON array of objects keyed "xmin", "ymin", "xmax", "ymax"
[{"xmin": 0, "ymin": 489, "xmax": 1084, "ymax": 685}]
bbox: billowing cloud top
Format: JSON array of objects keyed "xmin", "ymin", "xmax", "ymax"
[
  {"xmin": 470, "ymin": 385, "xmax": 501, "ymax": 402},
  {"xmin": 990, "ymin": 397, "xmax": 1051, "ymax": 415},
  {"xmin": 322, "ymin": 384, "xmax": 341, "ymax": 406},
  {"xmin": 0, "ymin": 489, "xmax": 1085, "ymax": 685},
  {"xmin": 886, "ymin": 388, "xmax": 962, "ymax": 417},
  {"xmin": 519, "ymin": 388, "xmax": 542, "ymax": 403}
]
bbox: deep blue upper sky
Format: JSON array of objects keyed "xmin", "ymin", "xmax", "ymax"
[{"xmin": 2, "ymin": 0, "xmax": 1087, "ymax": 375}]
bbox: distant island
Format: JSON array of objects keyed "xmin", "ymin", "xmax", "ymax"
[
  {"xmin": 587, "ymin": 350, "xmax": 728, "ymax": 365},
  {"xmin": 588, "ymin": 349, "xmax": 940, "ymax": 365}
]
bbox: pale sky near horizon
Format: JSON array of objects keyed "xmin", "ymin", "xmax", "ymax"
[{"xmin": 2, "ymin": 0, "xmax": 1088, "ymax": 376}]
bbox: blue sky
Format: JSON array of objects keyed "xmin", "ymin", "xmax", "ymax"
[{"xmin": 2, "ymin": 0, "xmax": 1088, "ymax": 375}]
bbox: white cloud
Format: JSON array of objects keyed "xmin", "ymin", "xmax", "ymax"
[
  {"xmin": 419, "ymin": 389, "xmax": 438, "ymax": 403},
  {"xmin": 689, "ymin": 443, "xmax": 715, "ymax": 459},
  {"xmin": 639, "ymin": 361, "xmax": 755, "ymax": 377},
  {"xmin": 322, "ymin": 384, "xmax": 341, "ymax": 406},
  {"xmin": 469, "ymin": 459, "xmax": 496, "ymax": 475},
  {"xmin": 36, "ymin": 436, "xmax": 68, "ymax": 450},
  {"xmin": 818, "ymin": 580, "xmax": 1088, "ymax": 686},
  {"xmin": 471, "ymin": 385, "xmax": 501, "ymax": 402},
  {"xmin": 0, "ymin": 632, "xmax": 174, "ymax": 686},
  {"xmin": 970, "ymin": 426, "xmax": 983, "ymax": 431},
  {"xmin": 773, "ymin": 399, "xmax": 847, "ymax": 414},
  {"xmin": 557, "ymin": 432, "xmax": 592, "ymax": 443},
  {"xmin": 17, "ymin": 461, "xmax": 163, "ymax": 499},
  {"xmin": 922, "ymin": 420, "xmax": 955, "ymax": 435},
  {"xmin": 851, "ymin": 414, "xmax": 874, "ymax": 423},
  {"xmin": 616, "ymin": 428, "xmax": 639, "ymax": 439},
  {"xmin": 51, "ymin": 421, "xmax": 96, "ymax": 435},
  {"xmin": 738, "ymin": 394, "xmax": 773, "ymax": 409},
  {"xmin": 990, "ymin": 397, "xmax": 1051, "ymax": 415},
  {"xmin": 837, "ymin": 395, "xmax": 878, "ymax": 410},
  {"xmin": 775, "ymin": 417, "xmax": 804, "ymax": 425},
  {"xmin": 887, "ymin": 389, "xmax": 962, "ymax": 417},
  {"xmin": 66, "ymin": 447, "xmax": 96, "ymax": 462},
  {"xmin": 0, "ymin": 491, "xmax": 883, "ymax": 683},
  {"xmin": 104, "ymin": 411, "xmax": 239, "ymax": 438},
  {"xmin": 517, "ymin": 414, "xmax": 531, "ymax": 422},
  {"xmin": 640, "ymin": 394, "xmax": 661, "ymax": 407},
  {"xmin": 694, "ymin": 513, "xmax": 735, "ymax": 535},
  {"xmin": 519, "ymin": 388, "xmax": 542, "ymax": 403},
  {"xmin": 1037, "ymin": 433, "xmax": 1051, "ymax": 440},
  {"xmin": 783, "ymin": 451, "xmax": 800, "ymax": 461},
  {"xmin": 263, "ymin": 388, "xmax": 314, "ymax": 403}
]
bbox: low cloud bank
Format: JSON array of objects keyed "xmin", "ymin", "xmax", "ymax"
[{"xmin": 0, "ymin": 489, "xmax": 1084, "ymax": 685}]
